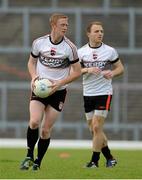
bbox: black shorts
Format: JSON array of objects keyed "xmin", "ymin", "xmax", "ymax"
[
  {"xmin": 31, "ymin": 89, "xmax": 67, "ymax": 112},
  {"xmin": 83, "ymin": 95, "xmax": 112, "ymax": 113}
]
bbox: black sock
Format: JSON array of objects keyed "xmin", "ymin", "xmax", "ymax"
[
  {"xmin": 26, "ymin": 126, "xmax": 39, "ymax": 159},
  {"xmin": 101, "ymin": 146, "xmax": 113, "ymax": 160},
  {"xmin": 34, "ymin": 138, "xmax": 50, "ymax": 166},
  {"xmin": 91, "ymin": 152, "xmax": 100, "ymax": 164}
]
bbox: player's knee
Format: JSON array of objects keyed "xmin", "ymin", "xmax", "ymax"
[
  {"xmin": 93, "ymin": 124, "xmax": 99, "ymax": 134},
  {"xmin": 41, "ymin": 127, "xmax": 51, "ymax": 139},
  {"xmin": 92, "ymin": 118, "xmax": 103, "ymax": 134},
  {"xmin": 29, "ymin": 120, "xmax": 39, "ymax": 129}
]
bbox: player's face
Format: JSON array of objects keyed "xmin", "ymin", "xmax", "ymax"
[
  {"xmin": 88, "ymin": 24, "xmax": 104, "ymax": 44},
  {"xmin": 54, "ymin": 18, "xmax": 68, "ymax": 37}
]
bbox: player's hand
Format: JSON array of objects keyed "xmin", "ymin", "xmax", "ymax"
[
  {"xmin": 48, "ymin": 80, "xmax": 63, "ymax": 96},
  {"xmin": 101, "ymin": 70, "xmax": 113, "ymax": 79},
  {"xmin": 87, "ymin": 67, "xmax": 101, "ymax": 75}
]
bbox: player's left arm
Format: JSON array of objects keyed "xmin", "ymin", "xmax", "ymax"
[
  {"xmin": 60, "ymin": 42, "xmax": 82, "ymax": 85},
  {"xmin": 111, "ymin": 59, "xmax": 124, "ymax": 77},
  {"xmin": 60, "ymin": 61, "xmax": 81, "ymax": 86},
  {"xmin": 102, "ymin": 59, "xmax": 124, "ymax": 79},
  {"xmin": 50, "ymin": 61, "xmax": 81, "ymax": 94}
]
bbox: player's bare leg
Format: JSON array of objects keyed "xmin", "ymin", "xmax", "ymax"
[
  {"xmin": 86, "ymin": 115, "xmax": 117, "ymax": 168},
  {"xmin": 93, "ymin": 116, "xmax": 117, "ymax": 167},
  {"xmin": 33, "ymin": 105, "xmax": 59, "ymax": 170},
  {"xmin": 20, "ymin": 101, "xmax": 45, "ymax": 170}
]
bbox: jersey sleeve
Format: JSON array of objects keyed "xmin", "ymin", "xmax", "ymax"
[
  {"xmin": 110, "ymin": 48, "xmax": 119, "ymax": 63},
  {"xmin": 77, "ymin": 49, "xmax": 82, "ymax": 62},
  {"xmin": 64, "ymin": 37, "xmax": 79, "ymax": 64},
  {"xmin": 31, "ymin": 39, "xmax": 40, "ymax": 58},
  {"xmin": 68, "ymin": 44, "xmax": 79, "ymax": 64}
]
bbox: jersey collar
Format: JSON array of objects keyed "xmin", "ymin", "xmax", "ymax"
[
  {"xmin": 49, "ymin": 35, "xmax": 64, "ymax": 45},
  {"xmin": 88, "ymin": 42, "xmax": 103, "ymax": 49}
]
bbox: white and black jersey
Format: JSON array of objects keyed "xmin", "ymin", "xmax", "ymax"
[
  {"xmin": 31, "ymin": 34, "xmax": 79, "ymax": 89},
  {"xmin": 78, "ymin": 43, "xmax": 119, "ymax": 96}
]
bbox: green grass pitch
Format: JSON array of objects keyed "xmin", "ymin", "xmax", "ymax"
[{"xmin": 0, "ymin": 148, "xmax": 142, "ymax": 179}]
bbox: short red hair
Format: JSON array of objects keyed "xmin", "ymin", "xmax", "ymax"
[{"xmin": 49, "ymin": 13, "xmax": 68, "ymax": 26}]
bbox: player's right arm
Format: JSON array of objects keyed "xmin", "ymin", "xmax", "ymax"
[
  {"xmin": 78, "ymin": 47, "xmax": 101, "ymax": 75},
  {"xmin": 27, "ymin": 55, "xmax": 38, "ymax": 89},
  {"xmin": 82, "ymin": 67, "xmax": 101, "ymax": 75}
]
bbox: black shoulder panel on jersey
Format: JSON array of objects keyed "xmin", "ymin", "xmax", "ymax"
[
  {"xmin": 70, "ymin": 58, "xmax": 79, "ymax": 64},
  {"xmin": 111, "ymin": 57, "xmax": 119, "ymax": 64},
  {"xmin": 31, "ymin": 52, "xmax": 39, "ymax": 58}
]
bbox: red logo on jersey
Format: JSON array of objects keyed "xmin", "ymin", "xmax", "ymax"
[
  {"xmin": 93, "ymin": 53, "xmax": 98, "ymax": 60},
  {"xmin": 50, "ymin": 48, "xmax": 56, "ymax": 56}
]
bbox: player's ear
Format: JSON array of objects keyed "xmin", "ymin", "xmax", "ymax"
[
  {"xmin": 87, "ymin": 32, "xmax": 90, "ymax": 39},
  {"xmin": 51, "ymin": 22, "xmax": 56, "ymax": 29}
]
